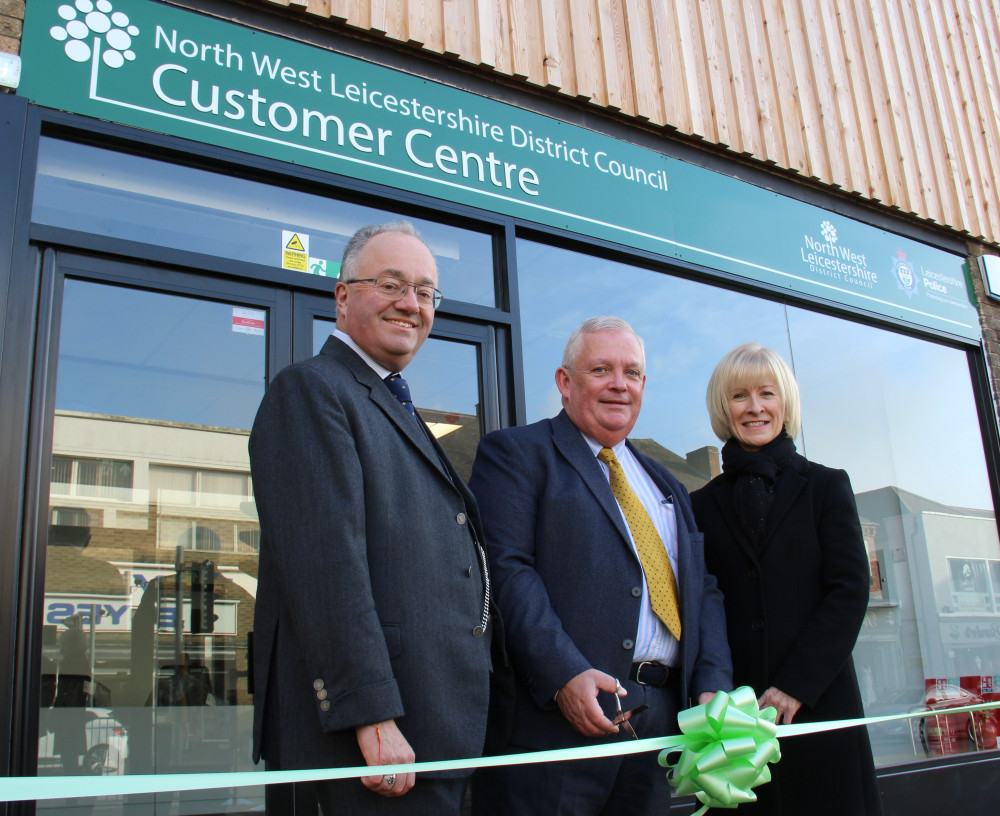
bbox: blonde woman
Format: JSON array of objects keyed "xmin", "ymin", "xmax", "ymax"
[{"xmin": 691, "ymin": 343, "xmax": 882, "ymax": 816}]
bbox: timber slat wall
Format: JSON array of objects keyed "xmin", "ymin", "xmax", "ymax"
[{"xmin": 259, "ymin": 0, "xmax": 1000, "ymax": 248}]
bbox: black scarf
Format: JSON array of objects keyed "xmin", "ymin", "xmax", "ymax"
[{"xmin": 721, "ymin": 432, "xmax": 797, "ymax": 548}]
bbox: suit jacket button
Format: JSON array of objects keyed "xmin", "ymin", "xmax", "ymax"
[
  {"xmin": 317, "ymin": 689, "xmax": 328, "ymax": 700},
  {"xmin": 751, "ymin": 620, "xmax": 764, "ymax": 632},
  {"xmin": 313, "ymin": 679, "xmax": 325, "ymax": 691},
  {"xmin": 319, "ymin": 700, "xmax": 331, "ymax": 712},
  {"xmin": 466, "ymin": 566, "xmax": 474, "ymax": 577},
  {"xmin": 622, "ymin": 639, "xmax": 634, "ymax": 650},
  {"xmin": 631, "ymin": 586, "xmax": 642, "ymax": 598},
  {"xmin": 456, "ymin": 512, "xmax": 467, "ymax": 525}
]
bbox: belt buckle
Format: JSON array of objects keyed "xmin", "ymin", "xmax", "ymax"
[{"xmin": 636, "ymin": 660, "xmax": 656, "ymax": 685}]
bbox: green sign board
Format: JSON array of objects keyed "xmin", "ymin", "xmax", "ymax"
[{"xmin": 19, "ymin": 0, "xmax": 980, "ymax": 339}]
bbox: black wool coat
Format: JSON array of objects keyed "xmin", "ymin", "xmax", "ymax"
[{"xmin": 691, "ymin": 452, "xmax": 884, "ymax": 816}]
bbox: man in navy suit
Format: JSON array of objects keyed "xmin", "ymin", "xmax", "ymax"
[
  {"xmin": 469, "ymin": 316, "xmax": 732, "ymax": 816},
  {"xmin": 249, "ymin": 222, "xmax": 496, "ymax": 815}
]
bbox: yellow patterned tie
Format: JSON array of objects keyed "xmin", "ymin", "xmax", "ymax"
[{"xmin": 598, "ymin": 447, "xmax": 682, "ymax": 640}]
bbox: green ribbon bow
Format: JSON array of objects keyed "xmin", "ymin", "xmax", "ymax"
[{"xmin": 661, "ymin": 686, "xmax": 781, "ymax": 814}]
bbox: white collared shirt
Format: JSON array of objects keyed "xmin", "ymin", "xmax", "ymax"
[
  {"xmin": 333, "ymin": 328, "xmax": 393, "ymax": 379},
  {"xmin": 582, "ymin": 433, "xmax": 680, "ymax": 667}
]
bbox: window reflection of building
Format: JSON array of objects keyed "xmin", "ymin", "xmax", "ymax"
[
  {"xmin": 42, "ymin": 509, "xmax": 128, "ymax": 785},
  {"xmin": 150, "ymin": 464, "xmax": 257, "ymax": 555},
  {"xmin": 628, "ymin": 439, "xmax": 720, "ymax": 492},
  {"xmin": 50, "ymin": 410, "xmax": 259, "ymax": 669},
  {"xmin": 854, "ymin": 488, "xmax": 1000, "ymax": 744},
  {"xmin": 947, "ymin": 558, "xmax": 992, "ymax": 609},
  {"xmin": 44, "ymin": 409, "xmax": 260, "ymax": 792},
  {"xmin": 51, "ymin": 455, "xmax": 134, "ymax": 500},
  {"xmin": 862, "ymin": 521, "xmax": 885, "ymax": 600},
  {"xmin": 419, "ymin": 407, "xmax": 482, "ymax": 483}
]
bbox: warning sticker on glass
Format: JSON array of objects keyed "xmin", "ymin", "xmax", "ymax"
[
  {"xmin": 282, "ymin": 230, "xmax": 309, "ymax": 272},
  {"xmin": 232, "ymin": 307, "xmax": 265, "ymax": 336}
]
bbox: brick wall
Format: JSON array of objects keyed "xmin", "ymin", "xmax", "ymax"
[
  {"xmin": 0, "ymin": 0, "xmax": 23, "ymax": 55},
  {"xmin": 967, "ymin": 246, "xmax": 1000, "ymax": 422},
  {"xmin": 0, "ymin": 0, "xmax": 22, "ymax": 92}
]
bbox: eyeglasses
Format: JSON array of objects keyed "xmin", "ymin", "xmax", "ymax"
[
  {"xmin": 612, "ymin": 687, "xmax": 648, "ymax": 740},
  {"xmin": 344, "ymin": 276, "xmax": 443, "ymax": 310}
]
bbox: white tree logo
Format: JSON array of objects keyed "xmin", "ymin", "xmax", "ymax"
[
  {"xmin": 820, "ymin": 220, "xmax": 838, "ymax": 244},
  {"xmin": 49, "ymin": 0, "xmax": 139, "ymax": 68}
]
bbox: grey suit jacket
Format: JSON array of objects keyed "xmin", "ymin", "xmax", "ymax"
[
  {"xmin": 469, "ymin": 410, "xmax": 732, "ymax": 750},
  {"xmin": 249, "ymin": 336, "xmax": 493, "ymax": 776}
]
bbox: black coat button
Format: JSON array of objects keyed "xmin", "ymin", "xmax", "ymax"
[
  {"xmin": 622, "ymin": 639, "xmax": 634, "ymax": 650},
  {"xmin": 631, "ymin": 586, "xmax": 642, "ymax": 598},
  {"xmin": 751, "ymin": 620, "xmax": 764, "ymax": 632}
]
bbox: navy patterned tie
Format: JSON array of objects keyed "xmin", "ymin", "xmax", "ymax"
[{"xmin": 384, "ymin": 373, "xmax": 418, "ymax": 420}]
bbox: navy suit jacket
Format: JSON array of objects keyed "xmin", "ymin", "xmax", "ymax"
[
  {"xmin": 468, "ymin": 410, "xmax": 732, "ymax": 750},
  {"xmin": 249, "ymin": 336, "xmax": 493, "ymax": 776}
]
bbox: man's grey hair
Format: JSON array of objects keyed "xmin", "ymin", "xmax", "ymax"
[
  {"xmin": 561, "ymin": 316, "xmax": 646, "ymax": 371},
  {"xmin": 339, "ymin": 220, "xmax": 430, "ymax": 281}
]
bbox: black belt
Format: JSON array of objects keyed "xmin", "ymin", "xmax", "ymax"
[{"xmin": 629, "ymin": 661, "xmax": 674, "ymax": 687}]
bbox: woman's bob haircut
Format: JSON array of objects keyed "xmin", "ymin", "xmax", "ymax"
[{"xmin": 705, "ymin": 343, "xmax": 802, "ymax": 442}]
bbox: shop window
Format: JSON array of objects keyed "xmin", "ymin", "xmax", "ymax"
[
  {"xmin": 51, "ymin": 455, "xmax": 134, "ymax": 499},
  {"xmin": 515, "ymin": 238, "xmax": 1000, "ymax": 767},
  {"xmin": 149, "ymin": 465, "xmax": 252, "ymax": 505},
  {"xmin": 948, "ymin": 557, "xmax": 993, "ymax": 613},
  {"xmin": 50, "ymin": 506, "xmax": 94, "ymax": 528},
  {"xmin": 149, "ymin": 465, "xmax": 255, "ymax": 555}
]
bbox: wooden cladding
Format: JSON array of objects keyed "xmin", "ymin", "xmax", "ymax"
[{"xmin": 261, "ymin": 0, "xmax": 1000, "ymax": 247}]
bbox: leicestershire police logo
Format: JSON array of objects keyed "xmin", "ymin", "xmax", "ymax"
[{"xmin": 892, "ymin": 250, "xmax": 919, "ymax": 298}]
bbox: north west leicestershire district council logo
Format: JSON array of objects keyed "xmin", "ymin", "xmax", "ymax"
[{"xmin": 49, "ymin": 0, "xmax": 140, "ymax": 69}]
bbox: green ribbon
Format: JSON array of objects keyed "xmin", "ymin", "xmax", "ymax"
[
  {"xmin": 662, "ymin": 686, "xmax": 780, "ymax": 814},
  {"xmin": 2, "ymin": 694, "xmax": 998, "ymax": 804}
]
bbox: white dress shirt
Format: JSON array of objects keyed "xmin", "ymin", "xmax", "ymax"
[
  {"xmin": 582, "ymin": 433, "xmax": 680, "ymax": 667},
  {"xmin": 333, "ymin": 328, "xmax": 392, "ymax": 379}
]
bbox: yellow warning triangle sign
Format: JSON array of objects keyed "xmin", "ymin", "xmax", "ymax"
[{"xmin": 285, "ymin": 234, "xmax": 306, "ymax": 252}]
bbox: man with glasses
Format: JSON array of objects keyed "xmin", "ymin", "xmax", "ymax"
[
  {"xmin": 249, "ymin": 221, "xmax": 498, "ymax": 815},
  {"xmin": 469, "ymin": 316, "xmax": 732, "ymax": 816}
]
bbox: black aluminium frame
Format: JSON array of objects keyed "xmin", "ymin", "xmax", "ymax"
[
  {"xmin": 0, "ymin": 92, "xmax": 42, "ymax": 799},
  {"xmin": 2, "ymin": 3, "xmax": 1000, "ymax": 809}
]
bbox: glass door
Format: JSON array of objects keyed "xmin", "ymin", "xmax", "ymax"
[
  {"xmin": 36, "ymin": 257, "xmax": 279, "ymax": 815},
  {"xmin": 32, "ymin": 267, "xmax": 503, "ymax": 815}
]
